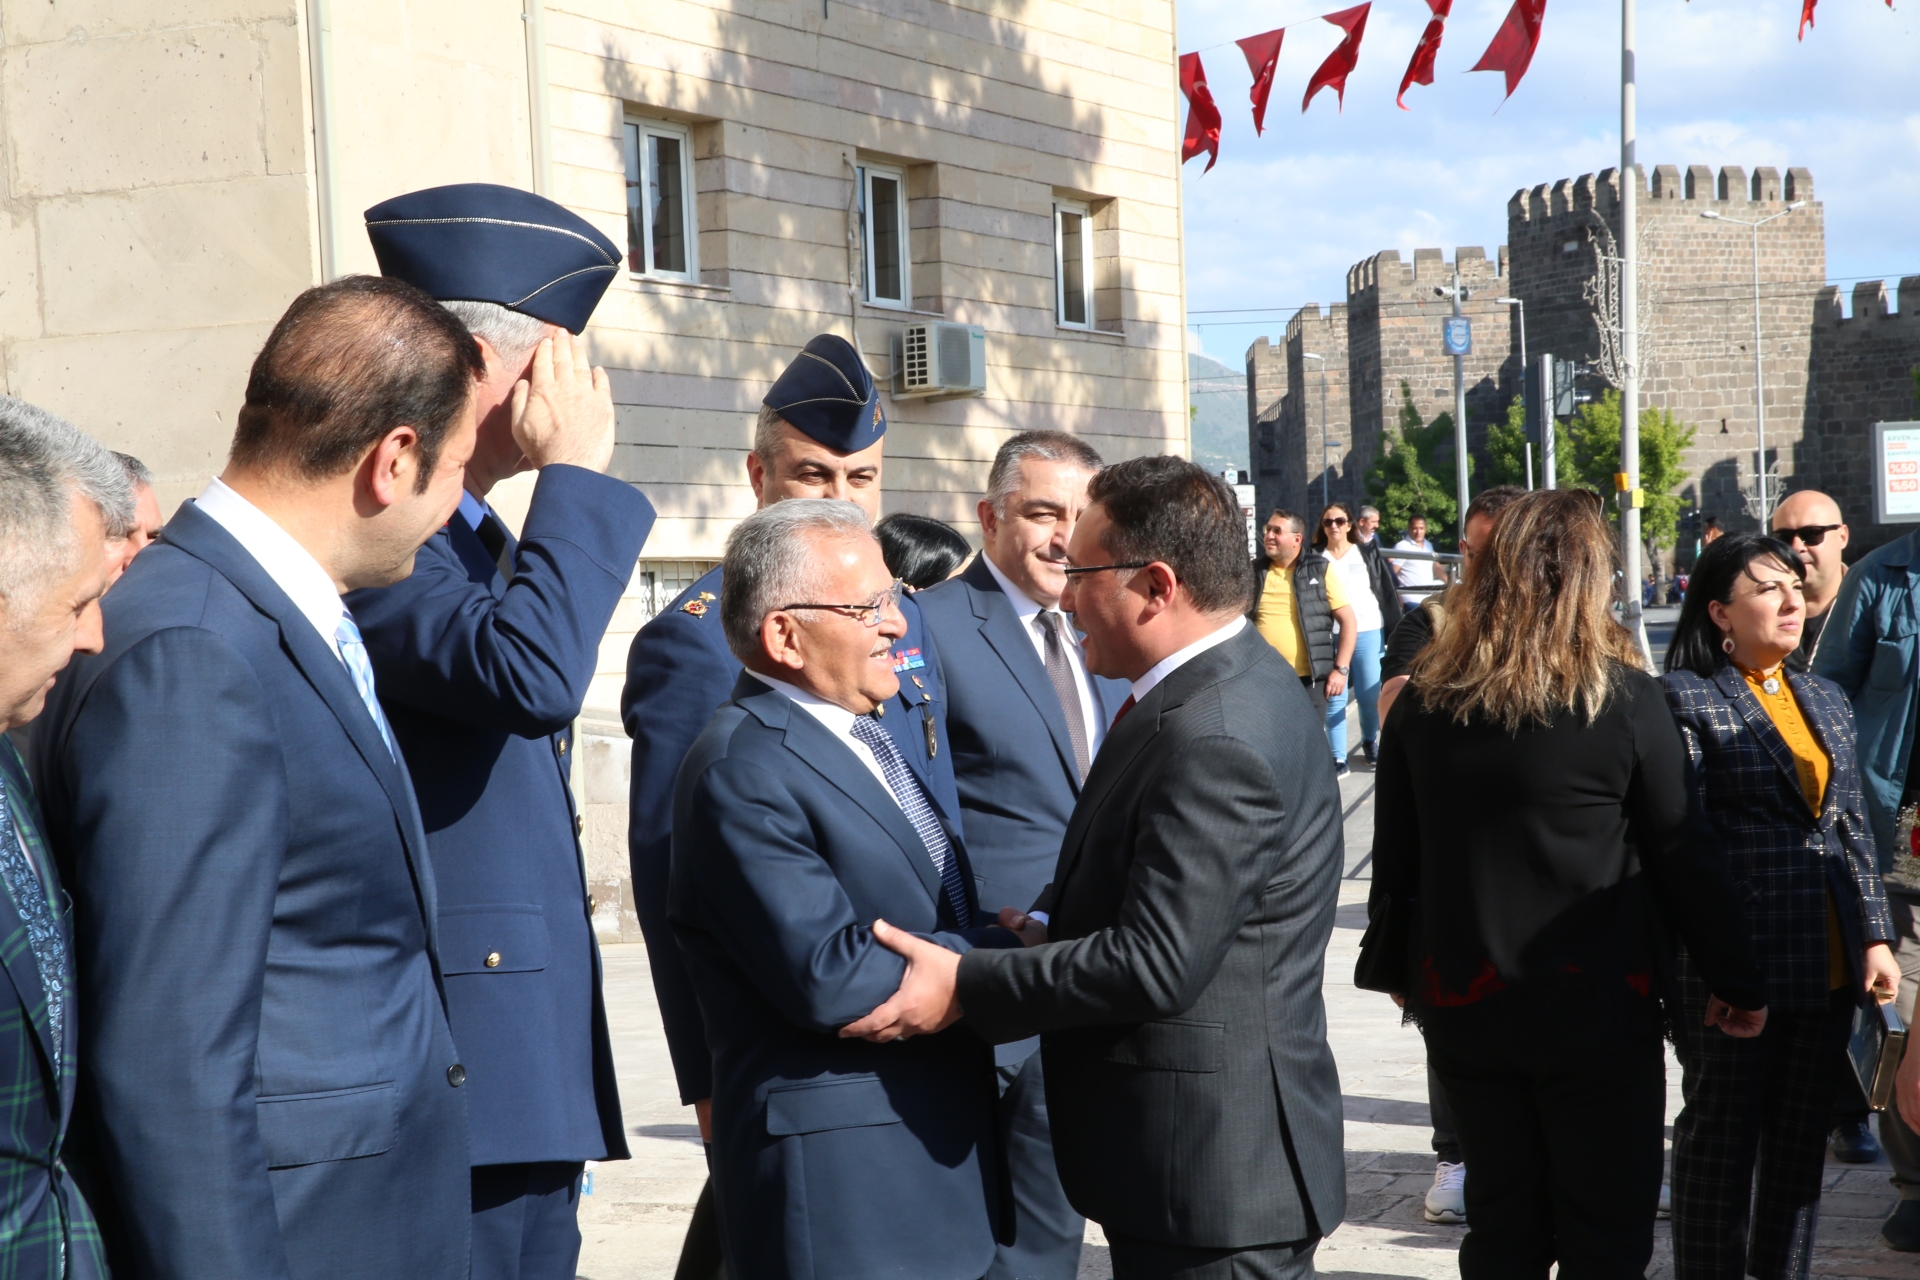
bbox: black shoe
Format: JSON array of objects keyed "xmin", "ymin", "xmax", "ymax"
[
  {"xmin": 1334, "ymin": 761, "xmax": 1351, "ymax": 778},
  {"xmin": 1831, "ymin": 1116, "xmax": 1882, "ymax": 1164},
  {"xmin": 1882, "ymin": 1199, "xmax": 1920, "ymax": 1252},
  {"xmin": 1361, "ymin": 740, "xmax": 1377, "ymax": 764}
]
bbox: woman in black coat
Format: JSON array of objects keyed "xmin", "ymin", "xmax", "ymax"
[
  {"xmin": 1367, "ymin": 489, "xmax": 1767, "ymax": 1279},
  {"xmin": 1660, "ymin": 533, "xmax": 1900, "ymax": 1280}
]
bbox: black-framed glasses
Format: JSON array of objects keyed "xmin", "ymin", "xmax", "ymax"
[
  {"xmin": 776, "ymin": 580, "xmax": 903, "ymax": 628},
  {"xmin": 1062, "ymin": 562, "xmax": 1151, "ymax": 577},
  {"xmin": 1322, "ymin": 516, "xmax": 1349, "ymax": 528},
  {"xmin": 1774, "ymin": 523, "xmax": 1841, "ymax": 547}
]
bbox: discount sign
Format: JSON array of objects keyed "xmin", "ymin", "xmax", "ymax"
[{"xmin": 1872, "ymin": 421, "xmax": 1920, "ymax": 524}]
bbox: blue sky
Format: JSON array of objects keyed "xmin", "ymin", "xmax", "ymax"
[{"xmin": 1176, "ymin": 0, "xmax": 1920, "ymax": 367}]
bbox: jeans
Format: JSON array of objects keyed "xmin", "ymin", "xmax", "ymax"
[{"xmin": 1325, "ymin": 628, "xmax": 1383, "ymax": 761}]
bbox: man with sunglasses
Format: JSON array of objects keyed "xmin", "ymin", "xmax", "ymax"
[
  {"xmin": 621, "ymin": 334, "xmax": 956, "ymax": 1278},
  {"xmin": 1770, "ymin": 490, "xmax": 1848, "ymax": 674}
]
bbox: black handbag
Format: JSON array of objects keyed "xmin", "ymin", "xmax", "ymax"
[
  {"xmin": 1353, "ymin": 892, "xmax": 1415, "ymax": 996},
  {"xmin": 1848, "ymin": 998, "xmax": 1908, "ymax": 1112}
]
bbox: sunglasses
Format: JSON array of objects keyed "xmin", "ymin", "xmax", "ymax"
[
  {"xmin": 1322, "ymin": 516, "xmax": 1349, "ymax": 528},
  {"xmin": 1774, "ymin": 523, "xmax": 1841, "ymax": 547}
]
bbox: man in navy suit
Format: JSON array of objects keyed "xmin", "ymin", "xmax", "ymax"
[
  {"xmin": 0, "ymin": 397, "xmax": 131, "ymax": 1280},
  {"xmin": 915, "ymin": 430, "xmax": 1129, "ymax": 1280},
  {"xmin": 32, "ymin": 277, "xmax": 483, "ymax": 1279},
  {"xmin": 347, "ymin": 184, "xmax": 655, "ymax": 1280},
  {"xmin": 622, "ymin": 334, "xmax": 956, "ymax": 1275},
  {"xmin": 671, "ymin": 498, "xmax": 1013, "ymax": 1280}
]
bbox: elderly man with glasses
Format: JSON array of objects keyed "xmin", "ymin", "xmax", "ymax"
[{"xmin": 667, "ymin": 499, "xmax": 1016, "ymax": 1280}]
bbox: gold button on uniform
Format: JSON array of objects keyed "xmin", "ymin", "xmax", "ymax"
[
  {"xmin": 573, "ymin": 814, "xmax": 584, "ymax": 837},
  {"xmin": 484, "ymin": 952, "xmax": 501, "ymax": 968}
]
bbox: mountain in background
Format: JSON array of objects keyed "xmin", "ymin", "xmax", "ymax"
[{"xmin": 1189, "ymin": 352, "xmax": 1249, "ymax": 476}]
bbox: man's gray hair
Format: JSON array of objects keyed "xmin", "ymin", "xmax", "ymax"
[
  {"xmin": 1359, "ymin": 505, "xmax": 1381, "ymax": 521},
  {"xmin": 441, "ymin": 299, "xmax": 555, "ymax": 365},
  {"xmin": 720, "ymin": 499, "xmax": 872, "ymax": 662},
  {"xmin": 113, "ymin": 451, "xmax": 154, "ymax": 489},
  {"xmin": 0, "ymin": 396, "xmax": 135, "ymax": 610},
  {"xmin": 985, "ymin": 430, "xmax": 1103, "ymax": 516},
  {"xmin": 753, "ymin": 403, "xmax": 787, "ymax": 464}
]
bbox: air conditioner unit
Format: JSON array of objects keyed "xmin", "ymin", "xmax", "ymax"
[{"xmin": 896, "ymin": 322, "xmax": 986, "ymax": 398}]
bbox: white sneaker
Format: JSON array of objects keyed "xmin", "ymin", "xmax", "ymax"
[
  {"xmin": 1423, "ymin": 1161, "xmax": 1466, "ymax": 1223},
  {"xmin": 1657, "ymin": 1182, "xmax": 1671, "ymax": 1219}
]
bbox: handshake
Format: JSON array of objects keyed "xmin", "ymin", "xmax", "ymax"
[{"xmin": 839, "ymin": 907, "xmax": 1047, "ymax": 1043}]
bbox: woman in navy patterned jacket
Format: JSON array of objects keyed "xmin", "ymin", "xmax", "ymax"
[{"xmin": 1663, "ymin": 532, "xmax": 1903, "ymax": 1280}]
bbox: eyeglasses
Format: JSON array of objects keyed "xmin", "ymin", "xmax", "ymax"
[
  {"xmin": 777, "ymin": 580, "xmax": 904, "ymax": 628},
  {"xmin": 1061, "ymin": 562, "xmax": 1151, "ymax": 577},
  {"xmin": 1773, "ymin": 523, "xmax": 1841, "ymax": 547},
  {"xmin": 1322, "ymin": 516, "xmax": 1349, "ymax": 528}
]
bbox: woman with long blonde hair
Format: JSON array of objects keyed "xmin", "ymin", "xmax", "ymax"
[{"xmin": 1363, "ymin": 489, "xmax": 1767, "ymax": 1277}]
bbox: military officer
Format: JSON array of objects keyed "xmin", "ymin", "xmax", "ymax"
[
  {"xmin": 621, "ymin": 334, "xmax": 956, "ymax": 1276},
  {"xmin": 346, "ymin": 184, "xmax": 656, "ymax": 1280}
]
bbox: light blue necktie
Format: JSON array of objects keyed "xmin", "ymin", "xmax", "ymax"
[
  {"xmin": 849, "ymin": 716, "xmax": 972, "ymax": 928},
  {"xmin": 335, "ymin": 613, "xmax": 397, "ymax": 759}
]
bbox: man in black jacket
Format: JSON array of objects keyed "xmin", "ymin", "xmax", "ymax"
[
  {"xmin": 845, "ymin": 457, "xmax": 1347, "ymax": 1278},
  {"xmin": 1249, "ymin": 509, "xmax": 1355, "ymax": 721}
]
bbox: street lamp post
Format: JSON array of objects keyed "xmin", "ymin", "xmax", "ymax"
[
  {"xmin": 1303, "ymin": 351, "xmax": 1329, "ymax": 510},
  {"xmin": 1432, "ymin": 268, "xmax": 1472, "ymax": 535},
  {"xmin": 1700, "ymin": 201, "xmax": 1805, "ymax": 518},
  {"xmin": 1494, "ymin": 296, "xmax": 1530, "ymax": 488}
]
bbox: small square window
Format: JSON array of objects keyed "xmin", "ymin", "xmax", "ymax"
[
  {"xmin": 625, "ymin": 119, "xmax": 697, "ymax": 281},
  {"xmin": 859, "ymin": 164, "xmax": 910, "ymax": 308},
  {"xmin": 1055, "ymin": 200, "xmax": 1093, "ymax": 329}
]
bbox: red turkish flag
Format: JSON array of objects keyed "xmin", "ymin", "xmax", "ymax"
[
  {"xmin": 1469, "ymin": 0, "xmax": 1547, "ymax": 100},
  {"xmin": 1179, "ymin": 52, "xmax": 1223, "ymax": 172},
  {"xmin": 1397, "ymin": 0, "xmax": 1453, "ymax": 109},
  {"xmin": 1302, "ymin": 4, "xmax": 1372, "ymax": 114},
  {"xmin": 1236, "ymin": 29, "xmax": 1286, "ymax": 135},
  {"xmin": 1799, "ymin": 0, "xmax": 1817, "ymax": 38}
]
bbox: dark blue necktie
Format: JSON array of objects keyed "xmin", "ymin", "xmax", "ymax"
[{"xmin": 849, "ymin": 716, "xmax": 972, "ymax": 928}]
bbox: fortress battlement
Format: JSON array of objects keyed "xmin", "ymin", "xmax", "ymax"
[
  {"xmin": 1510, "ymin": 164, "xmax": 1817, "ymax": 229},
  {"xmin": 1814, "ymin": 278, "xmax": 1920, "ymax": 329},
  {"xmin": 1284, "ymin": 302, "xmax": 1347, "ymax": 345},
  {"xmin": 1347, "ymin": 247, "xmax": 1507, "ymax": 301}
]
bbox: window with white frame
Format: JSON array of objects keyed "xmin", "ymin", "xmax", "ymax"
[
  {"xmin": 625, "ymin": 119, "xmax": 697, "ymax": 280},
  {"xmin": 858, "ymin": 164, "xmax": 910, "ymax": 308},
  {"xmin": 1054, "ymin": 200, "xmax": 1093, "ymax": 328}
]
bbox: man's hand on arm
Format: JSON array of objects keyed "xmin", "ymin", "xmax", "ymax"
[
  {"xmin": 511, "ymin": 329, "xmax": 616, "ymax": 473},
  {"xmin": 996, "ymin": 905, "xmax": 1048, "ymax": 947},
  {"xmin": 838, "ymin": 920, "xmax": 963, "ymax": 1043}
]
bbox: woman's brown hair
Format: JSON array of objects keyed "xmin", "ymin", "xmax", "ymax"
[
  {"xmin": 1311, "ymin": 501, "xmax": 1353, "ymax": 551},
  {"xmin": 1407, "ymin": 489, "xmax": 1645, "ymax": 731}
]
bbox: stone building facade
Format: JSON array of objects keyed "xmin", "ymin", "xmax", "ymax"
[{"xmin": 2, "ymin": 0, "xmax": 1189, "ymax": 938}]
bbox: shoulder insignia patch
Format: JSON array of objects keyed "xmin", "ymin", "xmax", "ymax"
[{"xmin": 681, "ymin": 591, "xmax": 716, "ymax": 617}]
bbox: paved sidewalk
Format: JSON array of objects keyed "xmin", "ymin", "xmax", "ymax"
[{"xmin": 577, "ymin": 754, "xmax": 1908, "ymax": 1278}]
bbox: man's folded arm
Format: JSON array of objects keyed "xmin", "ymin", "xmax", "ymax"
[
  {"xmin": 52, "ymin": 629, "xmax": 292, "ymax": 1279},
  {"xmin": 350, "ymin": 467, "xmax": 655, "ymax": 734},
  {"xmin": 956, "ymin": 734, "xmax": 1281, "ymax": 1042}
]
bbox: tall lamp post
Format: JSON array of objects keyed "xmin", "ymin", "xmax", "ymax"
[
  {"xmin": 1700, "ymin": 201, "xmax": 1805, "ymax": 518},
  {"xmin": 1619, "ymin": 0, "xmax": 1649, "ymax": 661},
  {"xmin": 1494, "ymin": 295, "xmax": 1531, "ymax": 487},
  {"xmin": 1302, "ymin": 351, "xmax": 1330, "ymax": 510}
]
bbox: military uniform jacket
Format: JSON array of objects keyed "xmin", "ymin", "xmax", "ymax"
[
  {"xmin": 622, "ymin": 563, "xmax": 957, "ymax": 1104},
  {"xmin": 347, "ymin": 464, "xmax": 653, "ymax": 1166}
]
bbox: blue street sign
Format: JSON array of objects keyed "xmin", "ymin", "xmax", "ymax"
[{"xmin": 1443, "ymin": 315, "xmax": 1472, "ymax": 356}]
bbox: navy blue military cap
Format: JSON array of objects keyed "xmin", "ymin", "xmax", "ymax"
[
  {"xmin": 763, "ymin": 334, "xmax": 887, "ymax": 453},
  {"xmin": 364, "ymin": 183, "xmax": 621, "ymax": 334}
]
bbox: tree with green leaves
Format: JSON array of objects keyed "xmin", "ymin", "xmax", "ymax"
[
  {"xmin": 1565, "ymin": 389, "xmax": 1696, "ymax": 574},
  {"xmin": 1484, "ymin": 398, "xmax": 1576, "ymax": 489},
  {"xmin": 1366, "ymin": 382, "xmax": 1463, "ymax": 540}
]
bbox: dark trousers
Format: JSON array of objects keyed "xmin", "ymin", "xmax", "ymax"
[
  {"xmin": 674, "ymin": 1151, "xmax": 726, "ymax": 1280},
  {"xmin": 992, "ymin": 1050, "xmax": 1083, "ymax": 1280},
  {"xmin": 1425, "ymin": 991, "xmax": 1668, "ymax": 1280},
  {"xmin": 1105, "ymin": 1232, "xmax": 1316, "ymax": 1280},
  {"xmin": 470, "ymin": 1161, "xmax": 585, "ymax": 1280},
  {"xmin": 1427, "ymin": 1060, "xmax": 1461, "ymax": 1165},
  {"xmin": 1672, "ymin": 979, "xmax": 1856, "ymax": 1280},
  {"xmin": 1300, "ymin": 675, "xmax": 1327, "ymax": 720}
]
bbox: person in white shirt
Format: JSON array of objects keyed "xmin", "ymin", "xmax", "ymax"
[
  {"xmin": 1389, "ymin": 514, "xmax": 1439, "ymax": 612},
  {"xmin": 1314, "ymin": 501, "xmax": 1395, "ymax": 770}
]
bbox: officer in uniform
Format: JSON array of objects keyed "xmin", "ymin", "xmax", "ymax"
[
  {"xmin": 622, "ymin": 334, "xmax": 956, "ymax": 1276},
  {"xmin": 346, "ymin": 183, "xmax": 656, "ymax": 1280}
]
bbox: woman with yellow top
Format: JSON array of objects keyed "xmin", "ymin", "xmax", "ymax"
[{"xmin": 1662, "ymin": 533, "xmax": 1903, "ymax": 1280}]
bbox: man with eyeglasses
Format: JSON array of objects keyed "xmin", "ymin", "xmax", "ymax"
[
  {"xmin": 1770, "ymin": 490, "xmax": 1848, "ymax": 674},
  {"xmin": 621, "ymin": 334, "xmax": 956, "ymax": 1278},
  {"xmin": 668, "ymin": 498, "xmax": 1013, "ymax": 1280}
]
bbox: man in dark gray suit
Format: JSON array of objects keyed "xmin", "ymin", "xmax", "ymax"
[
  {"xmin": 916, "ymin": 431, "xmax": 1131, "ymax": 1279},
  {"xmin": 844, "ymin": 456, "xmax": 1347, "ymax": 1279}
]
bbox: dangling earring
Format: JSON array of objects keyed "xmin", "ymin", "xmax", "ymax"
[{"xmin": 1721, "ymin": 635, "xmax": 1735, "ymax": 656}]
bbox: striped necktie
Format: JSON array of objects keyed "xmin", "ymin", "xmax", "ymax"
[
  {"xmin": 335, "ymin": 613, "xmax": 398, "ymax": 759},
  {"xmin": 849, "ymin": 716, "xmax": 972, "ymax": 928},
  {"xmin": 1035, "ymin": 611, "xmax": 1091, "ymax": 780}
]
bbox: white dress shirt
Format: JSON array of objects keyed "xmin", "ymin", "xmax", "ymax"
[
  {"xmin": 750, "ymin": 672, "xmax": 896, "ymax": 799},
  {"xmin": 980, "ymin": 553, "xmax": 1107, "ymax": 756},
  {"xmin": 1129, "ymin": 615, "xmax": 1248, "ymax": 704},
  {"xmin": 194, "ymin": 478, "xmax": 351, "ymax": 661}
]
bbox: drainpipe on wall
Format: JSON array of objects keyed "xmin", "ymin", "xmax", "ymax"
[
  {"xmin": 522, "ymin": 0, "xmax": 552, "ymax": 194},
  {"xmin": 305, "ymin": 0, "xmax": 341, "ymax": 280}
]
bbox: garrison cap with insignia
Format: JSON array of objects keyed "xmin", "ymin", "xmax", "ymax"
[
  {"xmin": 364, "ymin": 183, "xmax": 621, "ymax": 334},
  {"xmin": 763, "ymin": 334, "xmax": 887, "ymax": 453}
]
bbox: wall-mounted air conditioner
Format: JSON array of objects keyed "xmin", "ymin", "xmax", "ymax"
[{"xmin": 895, "ymin": 322, "xmax": 986, "ymax": 398}]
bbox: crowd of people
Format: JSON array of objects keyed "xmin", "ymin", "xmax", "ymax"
[{"xmin": 0, "ymin": 175, "xmax": 1917, "ymax": 1280}]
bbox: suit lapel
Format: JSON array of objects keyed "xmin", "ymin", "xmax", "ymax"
[
  {"xmin": 0, "ymin": 745, "xmax": 62, "ymax": 1099},
  {"xmin": 965, "ymin": 560, "xmax": 1083, "ymax": 788},
  {"xmin": 162, "ymin": 505, "xmax": 445, "ymax": 959},
  {"xmin": 1714, "ymin": 665, "xmax": 1814, "ymax": 819},
  {"xmin": 738, "ymin": 679, "xmax": 945, "ymax": 908}
]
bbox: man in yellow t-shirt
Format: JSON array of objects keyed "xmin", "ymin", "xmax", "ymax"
[{"xmin": 1248, "ymin": 509, "xmax": 1357, "ymax": 719}]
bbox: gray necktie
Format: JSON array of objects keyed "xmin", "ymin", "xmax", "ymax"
[{"xmin": 1036, "ymin": 611, "xmax": 1091, "ymax": 781}]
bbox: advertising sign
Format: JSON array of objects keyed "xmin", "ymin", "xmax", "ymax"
[
  {"xmin": 1442, "ymin": 315, "xmax": 1472, "ymax": 356},
  {"xmin": 1873, "ymin": 421, "xmax": 1920, "ymax": 525}
]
